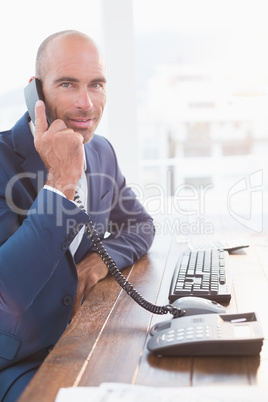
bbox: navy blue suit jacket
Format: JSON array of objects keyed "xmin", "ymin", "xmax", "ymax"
[{"xmin": 0, "ymin": 113, "xmax": 154, "ymax": 397}]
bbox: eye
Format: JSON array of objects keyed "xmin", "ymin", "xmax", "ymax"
[
  {"xmin": 91, "ymin": 83, "xmax": 101, "ymax": 89},
  {"xmin": 61, "ymin": 82, "xmax": 72, "ymax": 88}
]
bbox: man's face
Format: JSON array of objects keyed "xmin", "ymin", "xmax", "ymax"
[{"xmin": 41, "ymin": 35, "xmax": 107, "ymax": 144}]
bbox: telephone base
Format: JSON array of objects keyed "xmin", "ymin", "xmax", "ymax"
[{"xmin": 147, "ymin": 312, "xmax": 264, "ymax": 357}]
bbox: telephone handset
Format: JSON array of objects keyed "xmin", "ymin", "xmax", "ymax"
[
  {"xmin": 24, "ymin": 79, "xmax": 183, "ymax": 318},
  {"xmin": 24, "ymin": 78, "xmax": 52, "ymax": 127}
]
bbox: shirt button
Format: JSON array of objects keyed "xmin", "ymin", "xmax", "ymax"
[{"xmin": 62, "ymin": 296, "xmax": 73, "ymax": 306}]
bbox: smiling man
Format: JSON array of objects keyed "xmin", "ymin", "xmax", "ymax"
[{"xmin": 0, "ymin": 30, "xmax": 154, "ymax": 400}]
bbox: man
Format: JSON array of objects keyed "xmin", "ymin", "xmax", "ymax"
[{"xmin": 0, "ymin": 30, "xmax": 154, "ymax": 400}]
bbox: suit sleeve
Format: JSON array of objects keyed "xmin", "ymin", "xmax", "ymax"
[
  {"xmin": 94, "ymin": 139, "xmax": 155, "ymax": 270},
  {"xmin": 0, "ymin": 187, "xmax": 89, "ymax": 314}
]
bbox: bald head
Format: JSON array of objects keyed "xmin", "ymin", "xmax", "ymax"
[{"xmin": 35, "ymin": 30, "xmax": 103, "ymax": 80}]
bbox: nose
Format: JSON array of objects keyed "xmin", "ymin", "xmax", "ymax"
[{"xmin": 75, "ymin": 87, "xmax": 93, "ymax": 110}]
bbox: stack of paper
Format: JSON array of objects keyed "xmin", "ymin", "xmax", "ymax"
[{"xmin": 55, "ymin": 382, "xmax": 267, "ymax": 402}]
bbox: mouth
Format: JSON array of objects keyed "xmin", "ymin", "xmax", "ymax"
[{"xmin": 69, "ymin": 118, "xmax": 93, "ymax": 130}]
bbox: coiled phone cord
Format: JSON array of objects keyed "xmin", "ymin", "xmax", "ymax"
[{"xmin": 75, "ymin": 191, "xmax": 184, "ymax": 318}]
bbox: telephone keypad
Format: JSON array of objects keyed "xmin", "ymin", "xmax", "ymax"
[{"xmin": 160, "ymin": 325, "xmax": 215, "ymax": 345}]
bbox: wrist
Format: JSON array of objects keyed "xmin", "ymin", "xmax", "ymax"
[{"xmin": 45, "ymin": 174, "xmax": 79, "ymax": 200}]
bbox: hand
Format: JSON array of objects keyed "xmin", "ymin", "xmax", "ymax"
[
  {"xmin": 34, "ymin": 100, "xmax": 84, "ymax": 200},
  {"xmin": 71, "ymin": 252, "xmax": 109, "ymax": 319}
]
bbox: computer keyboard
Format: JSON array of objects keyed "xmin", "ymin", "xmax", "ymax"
[{"xmin": 169, "ymin": 248, "xmax": 232, "ymax": 303}]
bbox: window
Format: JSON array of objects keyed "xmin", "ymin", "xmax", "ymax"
[{"xmin": 132, "ymin": 0, "xmax": 268, "ymax": 220}]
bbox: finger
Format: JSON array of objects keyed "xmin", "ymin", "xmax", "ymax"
[
  {"xmin": 50, "ymin": 118, "xmax": 69, "ymax": 132},
  {"xmin": 34, "ymin": 100, "xmax": 48, "ymax": 138}
]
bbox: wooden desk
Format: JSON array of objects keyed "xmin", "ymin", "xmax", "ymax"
[{"xmin": 19, "ymin": 215, "xmax": 268, "ymax": 401}]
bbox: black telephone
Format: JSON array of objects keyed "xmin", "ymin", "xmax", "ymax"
[
  {"xmin": 24, "ymin": 78, "xmax": 183, "ymax": 319},
  {"xmin": 147, "ymin": 312, "xmax": 264, "ymax": 356}
]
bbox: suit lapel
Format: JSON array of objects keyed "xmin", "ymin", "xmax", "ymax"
[
  {"xmin": 85, "ymin": 141, "xmax": 102, "ymax": 216},
  {"xmin": 12, "ymin": 113, "xmax": 47, "ymax": 195}
]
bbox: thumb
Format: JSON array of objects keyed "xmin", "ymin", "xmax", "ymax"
[{"xmin": 34, "ymin": 100, "xmax": 48, "ymax": 138}]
